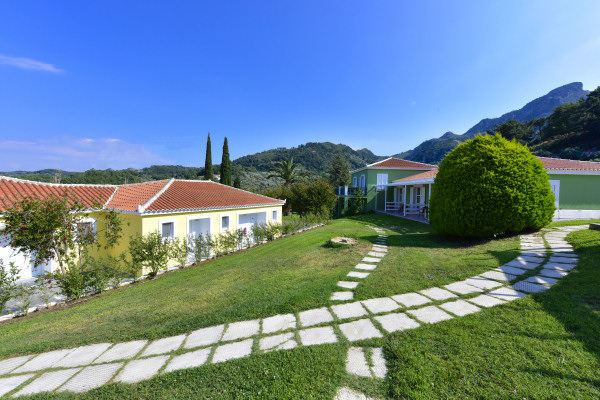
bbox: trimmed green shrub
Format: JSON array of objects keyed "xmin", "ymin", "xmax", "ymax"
[{"xmin": 429, "ymin": 134, "xmax": 555, "ymax": 238}]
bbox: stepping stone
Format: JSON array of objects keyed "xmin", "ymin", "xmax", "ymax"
[
  {"xmin": 15, "ymin": 368, "xmax": 81, "ymax": 396},
  {"xmin": 360, "ymin": 297, "xmax": 401, "ymax": 314},
  {"xmin": 539, "ymin": 268, "xmax": 568, "ymax": 279},
  {"xmin": 299, "ymin": 307, "xmax": 334, "ymax": 327},
  {"xmin": 334, "ymin": 387, "xmax": 381, "ymax": 400},
  {"xmin": 345, "ymin": 347, "xmax": 370, "ymax": 377},
  {"xmin": 521, "ymin": 251, "xmax": 546, "ymax": 258},
  {"xmin": 362, "ymin": 257, "xmax": 382, "ymax": 263},
  {"xmin": 262, "ymin": 314, "xmax": 296, "ymax": 334},
  {"xmin": 348, "ymin": 271, "xmax": 370, "ymax": 279},
  {"xmin": 495, "ymin": 265, "xmax": 527, "ymax": 276},
  {"xmin": 371, "ymin": 245, "xmax": 388, "ymax": 250},
  {"xmin": 374, "ymin": 313, "xmax": 420, "ymax": 333},
  {"xmin": 54, "ymin": 343, "xmax": 112, "ymax": 367},
  {"xmin": 419, "ymin": 287, "xmax": 457, "ymax": 301},
  {"xmin": 222, "ymin": 320, "xmax": 260, "ymax": 341},
  {"xmin": 466, "ymin": 294, "xmax": 506, "ymax": 308},
  {"xmin": 337, "ymin": 281, "xmax": 359, "ymax": 289},
  {"xmin": 0, "ymin": 355, "xmax": 32, "ymax": 375},
  {"xmin": 259, "ymin": 332, "xmax": 297, "ymax": 352},
  {"xmin": 439, "ymin": 300, "xmax": 481, "ymax": 316},
  {"xmin": 141, "ymin": 334, "xmax": 186, "ymax": 356},
  {"xmin": 368, "ymin": 252, "xmax": 386, "ymax": 258},
  {"xmin": 371, "ymin": 348, "xmax": 387, "ymax": 379},
  {"xmin": 331, "ymin": 292, "xmax": 354, "ymax": 301},
  {"xmin": 356, "ymin": 263, "xmax": 377, "ymax": 271},
  {"xmin": 464, "ymin": 277, "xmax": 503, "ymax": 290},
  {"xmin": 331, "ymin": 302, "xmax": 368, "ymax": 320},
  {"xmin": 549, "ymin": 253, "xmax": 578, "ymax": 260},
  {"xmin": 0, "ymin": 374, "xmax": 33, "ymax": 397},
  {"xmin": 408, "ymin": 306, "xmax": 453, "ymax": 324},
  {"xmin": 547, "ymin": 256, "xmax": 578, "ymax": 264},
  {"xmin": 184, "ymin": 325, "xmax": 225, "ymax": 349},
  {"xmin": 487, "ymin": 287, "xmax": 527, "ymax": 301},
  {"xmin": 525, "ymin": 275, "xmax": 558, "ymax": 286},
  {"xmin": 552, "ymin": 248, "xmax": 575, "ymax": 253},
  {"xmin": 212, "ymin": 339, "xmax": 254, "ymax": 363},
  {"xmin": 339, "ymin": 319, "xmax": 383, "ymax": 341},
  {"xmin": 164, "ymin": 348, "xmax": 211, "ymax": 373},
  {"xmin": 58, "ymin": 362, "xmax": 122, "ymax": 393},
  {"xmin": 299, "ymin": 327, "xmax": 338, "ymax": 346},
  {"xmin": 444, "ymin": 281, "xmax": 483, "ymax": 295},
  {"xmin": 12, "ymin": 348, "xmax": 74, "ymax": 373},
  {"xmin": 545, "ymin": 263, "xmax": 576, "ymax": 271},
  {"xmin": 480, "ymin": 270, "xmax": 517, "ymax": 282},
  {"xmin": 511, "ymin": 281, "xmax": 548, "ymax": 293},
  {"xmin": 391, "ymin": 292, "xmax": 431, "ymax": 307},
  {"xmin": 505, "ymin": 260, "xmax": 540, "ymax": 270},
  {"xmin": 115, "ymin": 356, "xmax": 169, "ymax": 383},
  {"xmin": 94, "ymin": 340, "xmax": 147, "ymax": 363}
]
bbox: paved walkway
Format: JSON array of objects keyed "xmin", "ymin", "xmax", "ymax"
[{"xmin": 0, "ymin": 225, "xmax": 586, "ymax": 398}]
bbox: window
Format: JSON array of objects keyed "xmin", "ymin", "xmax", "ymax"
[
  {"xmin": 352, "ymin": 176, "xmax": 357, "ymax": 187},
  {"xmin": 75, "ymin": 220, "xmax": 96, "ymax": 241},
  {"xmin": 376, "ymin": 174, "xmax": 388, "ymax": 191},
  {"xmin": 415, "ymin": 187, "xmax": 422, "ymax": 204},
  {"xmin": 161, "ymin": 222, "xmax": 174, "ymax": 239},
  {"xmin": 221, "ymin": 216, "xmax": 230, "ymax": 231},
  {"xmin": 272, "ymin": 210, "xmax": 277, "ymax": 221},
  {"xmin": 359, "ymin": 174, "xmax": 366, "ymax": 191}
]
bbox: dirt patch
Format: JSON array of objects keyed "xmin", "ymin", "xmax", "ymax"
[{"xmin": 329, "ymin": 237, "xmax": 358, "ymax": 246}]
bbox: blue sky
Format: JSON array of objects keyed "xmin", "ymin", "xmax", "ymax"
[{"xmin": 1, "ymin": 0, "xmax": 600, "ymax": 171}]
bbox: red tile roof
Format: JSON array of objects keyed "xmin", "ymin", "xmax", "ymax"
[
  {"xmin": 145, "ymin": 180, "xmax": 284, "ymax": 212},
  {"xmin": 537, "ymin": 157, "xmax": 600, "ymax": 171},
  {"xmin": 393, "ymin": 169, "xmax": 439, "ymax": 183},
  {"xmin": 352, "ymin": 157, "xmax": 438, "ymax": 173},
  {"xmin": 106, "ymin": 180, "xmax": 170, "ymax": 211},
  {"xmin": 0, "ymin": 177, "xmax": 116, "ymax": 211}
]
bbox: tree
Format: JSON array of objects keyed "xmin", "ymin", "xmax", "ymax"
[
  {"xmin": 328, "ymin": 153, "xmax": 351, "ymax": 187},
  {"xmin": 2, "ymin": 193, "xmax": 123, "ymax": 274},
  {"xmin": 429, "ymin": 134, "xmax": 555, "ymax": 238},
  {"xmin": 290, "ymin": 178, "xmax": 337, "ymax": 218},
  {"xmin": 204, "ymin": 132, "xmax": 213, "ymax": 181},
  {"xmin": 128, "ymin": 231, "xmax": 173, "ymax": 278},
  {"xmin": 267, "ymin": 157, "xmax": 300, "ymax": 186},
  {"xmin": 220, "ymin": 137, "xmax": 232, "ymax": 186},
  {"xmin": 233, "ymin": 174, "xmax": 242, "ymax": 188}
]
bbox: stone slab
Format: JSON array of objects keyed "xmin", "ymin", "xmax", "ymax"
[
  {"xmin": 259, "ymin": 332, "xmax": 297, "ymax": 352},
  {"xmin": 16, "ymin": 368, "xmax": 81, "ymax": 396},
  {"xmin": 545, "ymin": 262, "xmax": 576, "ymax": 271},
  {"xmin": 505, "ymin": 260, "xmax": 541, "ymax": 270},
  {"xmin": 362, "ymin": 257, "xmax": 382, "ymax": 263},
  {"xmin": 548, "ymin": 252, "xmax": 578, "ymax": 259},
  {"xmin": 368, "ymin": 252, "xmax": 386, "ymax": 258},
  {"xmin": 480, "ymin": 270, "xmax": 517, "ymax": 282},
  {"xmin": 464, "ymin": 277, "xmax": 503, "ymax": 290},
  {"xmin": 547, "ymin": 256, "xmax": 578, "ymax": 264},
  {"xmin": 339, "ymin": 319, "xmax": 383, "ymax": 341},
  {"xmin": 334, "ymin": 387, "xmax": 380, "ymax": 400},
  {"xmin": 552, "ymin": 248, "xmax": 576, "ymax": 254},
  {"xmin": 58, "ymin": 362, "xmax": 122, "ymax": 393},
  {"xmin": 419, "ymin": 287, "xmax": 457, "ymax": 301},
  {"xmin": 360, "ymin": 297, "xmax": 401, "ymax": 314},
  {"xmin": 184, "ymin": 325, "xmax": 225, "ymax": 349},
  {"xmin": 374, "ymin": 313, "xmax": 420, "ymax": 333},
  {"xmin": 356, "ymin": 263, "xmax": 377, "ymax": 271},
  {"xmin": 115, "ymin": 356, "xmax": 169, "ymax": 383},
  {"xmin": 212, "ymin": 339, "xmax": 254, "ymax": 363},
  {"xmin": 371, "ymin": 245, "xmax": 388, "ymax": 251},
  {"xmin": 348, "ymin": 271, "xmax": 370, "ymax": 279},
  {"xmin": 391, "ymin": 292, "xmax": 432, "ymax": 307},
  {"xmin": 487, "ymin": 287, "xmax": 527, "ymax": 301},
  {"xmin": 439, "ymin": 300, "xmax": 481, "ymax": 316},
  {"xmin": 262, "ymin": 314, "xmax": 296, "ymax": 334},
  {"xmin": 0, "ymin": 374, "xmax": 33, "ymax": 397},
  {"xmin": 337, "ymin": 281, "xmax": 359, "ymax": 289},
  {"xmin": 511, "ymin": 281, "xmax": 548, "ymax": 293},
  {"xmin": 407, "ymin": 306, "xmax": 453, "ymax": 324},
  {"xmin": 444, "ymin": 281, "xmax": 483, "ymax": 295},
  {"xmin": 520, "ymin": 251, "xmax": 546, "ymax": 258},
  {"xmin": 495, "ymin": 265, "xmax": 527, "ymax": 276},
  {"xmin": 525, "ymin": 275, "xmax": 559, "ymax": 286},
  {"xmin": 299, "ymin": 307, "xmax": 334, "ymax": 327},
  {"xmin": 466, "ymin": 294, "xmax": 506, "ymax": 308},
  {"xmin": 141, "ymin": 334, "xmax": 186, "ymax": 357},
  {"xmin": 54, "ymin": 343, "xmax": 112, "ymax": 367},
  {"xmin": 345, "ymin": 347, "xmax": 370, "ymax": 377},
  {"xmin": 221, "ymin": 320, "xmax": 260, "ymax": 341},
  {"xmin": 164, "ymin": 348, "xmax": 211, "ymax": 373},
  {"xmin": 299, "ymin": 326, "xmax": 338, "ymax": 346},
  {"xmin": 331, "ymin": 292, "xmax": 354, "ymax": 301},
  {"xmin": 0, "ymin": 355, "xmax": 32, "ymax": 375},
  {"xmin": 371, "ymin": 348, "xmax": 387, "ymax": 379},
  {"xmin": 539, "ymin": 268, "xmax": 568, "ymax": 279},
  {"xmin": 331, "ymin": 302, "xmax": 368, "ymax": 320},
  {"xmin": 93, "ymin": 340, "xmax": 147, "ymax": 363},
  {"xmin": 12, "ymin": 349, "xmax": 74, "ymax": 373}
]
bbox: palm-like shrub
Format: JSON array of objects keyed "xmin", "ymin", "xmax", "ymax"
[{"xmin": 429, "ymin": 134, "xmax": 555, "ymax": 238}]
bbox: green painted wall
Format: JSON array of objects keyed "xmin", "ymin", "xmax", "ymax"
[{"xmin": 548, "ymin": 174, "xmax": 600, "ymax": 210}]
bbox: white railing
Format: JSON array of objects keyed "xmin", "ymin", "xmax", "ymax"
[{"xmin": 385, "ymin": 202, "xmax": 404, "ymax": 212}]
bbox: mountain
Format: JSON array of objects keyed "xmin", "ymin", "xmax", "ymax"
[{"xmin": 395, "ymin": 82, "xmax": 590, "ymax": 163}]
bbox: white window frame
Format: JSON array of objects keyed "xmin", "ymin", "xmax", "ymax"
[
  {"xmin": 159, "ymin": 218, "xmax": 177, "ymax": 241},
  {"xmin": 186, "ymin": 215, "xmax": 212, "ymax": 238},
  {"xmin": 76, "ymin": 217, "xmax": 97, "ymax": 236},
  {"xmin": 415, "ymin": 186, "xmax": 423, "ymax": 204},
  {"xmin": 272, "ymin": 210, "xmax": 277, "ymax": 221},
  {"xmin": 352, "ymin": 176, "xmax": 357, "ymax": 187},
  {"xmin": 359, "ymin": 174, "xmax": 366, "ymax": 191},
  {"xmin": 220, "ymin": 214, "xmax": 231, "ymax": 233},
  {"xmin": 376, "ymin": 174, "xmax": 388, "ymax": 191},
  {"xmin": 549, "ymin": 179, "xmax": 560, "ymax": 208}
]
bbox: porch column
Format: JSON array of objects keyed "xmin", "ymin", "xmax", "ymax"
[
  {"xmin": 384, "ymin": 187, "xmax": 388, "ymax": 211},
  {"xmin": 375, "ymin": 189, "xmax": 378, "ymax": 211},
  {"xmin": 403, "ymin": 184, "xmax": 407, "ymax": 216},
  {"xmin": 428, "ymin": 183, "xmax": 432, "ymax": 202}
]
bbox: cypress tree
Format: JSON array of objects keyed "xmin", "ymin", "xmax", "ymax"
[
  {"xmin": 220, "ymin": 137, "xmax": 232, "ymax": 185},
  {"xmin": 204, "ymin": 132, "xmax": 213, "ymax": 180},
  {"xmin": 233, "ymin": 174, "xmax": 241, "ymax": 188}
]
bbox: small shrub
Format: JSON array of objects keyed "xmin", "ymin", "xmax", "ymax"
[
  {"xmin": 191, "ymin": 233, "xmax": 213, "ymax": 262},
  {"xmin": 172, "ymin": 236, "xmax": 189, "ymax": 268},
  {"xmin": 35, "ymin": 274, "xmax": 56, "ymax": 308},
  {"xmin": 51, "ymin": 262, "xmax": 91, "ymax": 299},
  {"xmin": 0, "ymin": 260, "xmax": 20, "ymax": 314},
  {"xmin": 129, "ymin": 232, "xmax": 173, "ymax": 278},
  {"xmin": 13, "ymin": 283, "xmax": 36, "ymax": 316},
  {"xmin": 252, "ymin": 223, "xmax": 268, "ymax": 244}
]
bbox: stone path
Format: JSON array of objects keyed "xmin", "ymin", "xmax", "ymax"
[{"xmin": 0, "ymin": 225, "xmax": 586, "ymax": 398}]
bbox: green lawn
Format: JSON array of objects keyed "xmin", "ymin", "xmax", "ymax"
[{"xmin": 2, "ymin": 214, "xmax": 599, "ymax": 399}]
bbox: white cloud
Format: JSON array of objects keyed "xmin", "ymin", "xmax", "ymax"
[
  {"xmin": 0, "ymin": 136, "xmax": 172, "ymax": 171},
  {"xmin": 0, "ymin": 54, "xmax": 63, "ymax": 73}
]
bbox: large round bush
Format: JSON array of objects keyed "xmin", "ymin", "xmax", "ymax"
[{"xmin": 429, "ymin": 134, "xmax": 555, "ymax": 238}]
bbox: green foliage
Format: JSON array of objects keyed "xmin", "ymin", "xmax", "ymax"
[
  {"xmin": 263, "ymin": 185, "xmax": 293, "ymax": 215},
  {"xmin": 233, "ymin": 174, "xmax": 242, "ymax": 188},
  {"xmin": 220, "ymin": 137, "xmax": 232, "ymax": 186},
  {"xmin": 51, "ymin": 262, "xmax": 92, "ymax": 299},
  {"xmin": 429, "ymin": 134, "xmax": 555, "ymax": 238},
  {"xmin": 267, "ymin": 157, "xmax": 300, "ymax": 186},
  {"xmin": 488, "ymin": 119, "xmax": 541, "ymax": 144},
  {"xmin": 290, "ymin": 178, "xmax": 337, "ymax": 218},
  {"xmin": 172, "ymin": 236, "xmax": 189, "ymax": 268},
  {"xmin": 346, "ymin": 189, "xmax": 367, "ymax": 216},
  {"xmin": 13, "ymin": 283, "xmax": 36, "ymax": 316},
  {"xmin": 204, "ymin": 132, "xmax": 213, "ymax": 180},
  {"xmin": 0, "ymin": 260, "xmax": 20, "ymax": 314},
  {"xmin": 128, "ymin": 231, "xmax": 173, "ymax": 277},
  {"xmin": 328, "ymin": 152, "xmax": 351, "ymax": 187},
  {"xmin": 190, "ymin": 233, "xmax": 213, "ymax": 262}
]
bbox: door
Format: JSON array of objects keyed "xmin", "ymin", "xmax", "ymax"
[{"xmin": 549, "ymin": 180, "xmax": 560, "ymax": 208}]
